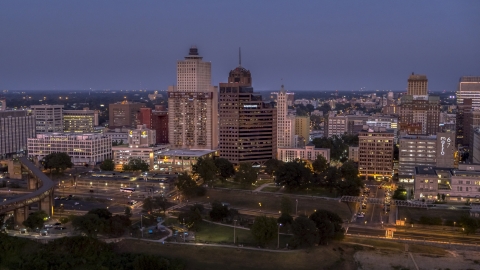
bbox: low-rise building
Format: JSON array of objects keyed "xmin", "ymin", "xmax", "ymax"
[
  {"xmin": 27, "ymin": 133, "xmax": 112, "ymax": 166},
  {"xmin": 348, "ymin": 146, "xmax": 359, "ymax": 162},
  {"xmin": 155, "ymin": 149, "xmax": 217, "ymax": 174},
  {"xmin": 277, "ymin": 143, "xmax": 330, "ymax": 163}
]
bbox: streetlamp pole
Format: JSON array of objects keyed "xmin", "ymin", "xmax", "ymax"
[
  {"xmin": 141, "ymin": 214, "xmax": 143, "ymax": 238},
  {"xmin": 277, "ymin": 223, "xmax": 281, "ymax": 249},
  {"xmin": 296, "ymin": 199, "xmax": 298, "ymax": 216},
  {"xmin": 234, "ymin": 219, "xmax": 237, "ymax": 245}
]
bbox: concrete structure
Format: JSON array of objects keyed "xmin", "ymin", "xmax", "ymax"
[
  {"xmin": 348, "ymin": 146, "xmax": 359, "ymax": 162},
  {"xmin": 104, "ymin": 128, "xmax": 129, "ymax": 145},
  {"xmin": 0, "ymin": 110, "xmax": 36, "ymax": 158},
  {"xmin": 277, "ymin": 143, "xmax": 330, "ymax": 163},
  {"xmin": 366, "ymin": 115, "xmax": 399, "ymax": 143},
  {"xmin": 218, "ymin": 63, "xmax": 276, "ymax": 165},
  {"xmin": 413, "ymin": 166, "xmax": 451, "ymax": 201},
  {"xmin": 456, "ymin": 76, "xmax": 480, "ymax": 109},
  {"xmin": 456, "ymin": 98, "xmax": 473, "ymax": 147},
  {"xmin": 274, "ymin": 86, "xmax": 295, "ymax": 149},
  {"xmin": 399, "ymin": 95, "xmax": 440, "ymax": 135},
  {"xmin": 168, "ymin": 47, "xmax": 218, "ymax": 150},
  {"xmin": 326, "ymin": 113, "xmax": 347, "ymax": 138},
  {"xmin": 31, "ymin": 104, "xmax": 64, "ymax": 133},
  {"xmin": 27, "ymin": 133, "xmax": 112, "ymax": 166},
  {"xmin": 0, "ymin": 157, "xmax": 55, "ymax": 225},
  {"xmin": 128, "ymin": 125, "xmax": 156, "ymax": 147},
  {"xmin": 108, "ymin": 101, "xmax": 145, "ymax": 128},
  {"xmin": 471, "ymin": 128, "xmax": 480, "ymax": 164},
  {"xmin": 156, "ymin": 149, "xmax": 217, "ymax": 174},
  {"xmin": 112, "ymin": 145, "xmax": 168, "ymax": 171},
  {"xmin": 63, "ymin": 108, "xmax": 99, "ymax": 133},
  {"xmin": 407, "ymin": 73, "xmax": 428, "ymax": 96},
  {"xmin": 358, "ymin": 127, "xmax": 394, "ymax": 180},
  {"xmin": 0, "ymin": 98, "xmax": 6, "ymax": 110},
  {"xmin": 295, "ymin": 116, "xmax": 310, "ymax": 143}
]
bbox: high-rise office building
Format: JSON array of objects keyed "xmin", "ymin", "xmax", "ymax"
[
  {"xmin": 295, "ymin": 116, "xmax": 310, "ymax": 143},
  {"xmin": 218, "ymin": 62, "xmax": 276, "ymax": 165},
  {"xmin": 455, "ymin": 98, "xmax": 473, "ymax": 147},
  {"xmin": 108, "ymin": 101, "xmax": 145, "ymax": 128},
  {"xmin": 63, "ymin": 108, "xmax": 99, "ymax": 133},
  {"xmin": 399, "ymin": 95, "xmax": 440, "ymax": 135},
  {"xmin": 407, "ymin": 73, "xmax": 428, "ymax": 96},
  {"xmin": 168, "ymin": 47, "xmax": 218, "ymax": 150},
  {"xmin": 0, "ymin": 98, "xmax": 6, "ymax": 111},
  {"xmin": 30, "ymin": 105, "xmax": 64, "ymax": 133},
  {"xmin": 274, "ymin": 86, "xmax": 295, "ymax": 149},
  {"xmin": 358, "ymin": 127, "xmax": 394, "ymax": 180},
  {"xmin": 0, "ymin": 111, "xmax": 35, "ymax": 158},
  {"xmin": 456, "ymin": 76, "xmax": 480, "ymax": 108},
  {"xmin": 138, "ymin": 105, "xmax": 168, "ymax": 145}
]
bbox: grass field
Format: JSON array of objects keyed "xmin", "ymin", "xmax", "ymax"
[
  {"xmin": 197, "ymin": 189, "xmax": 353, "ymax": 220},
  {"xmin": 114, "ymin": 239, "xmax": 357, "ymax": 270},
  {"xmin": 398, "ymin": 207, "xmax": 469, "ymax": 223}
]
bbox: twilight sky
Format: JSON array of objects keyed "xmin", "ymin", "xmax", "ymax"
[{"xmin": 1, "ymin": 1, "xmax": 479, "ymax": 92}]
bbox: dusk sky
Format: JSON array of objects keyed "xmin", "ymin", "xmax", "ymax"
[{"xmin": 1, "ymin": 1, "xmax": 479, "ymax": 92}]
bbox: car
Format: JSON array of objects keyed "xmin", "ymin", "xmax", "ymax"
[
  {"xmin": 54, "ymin": 197, "xmax": 60, "ymax": 200},
  {"xmin": 44, "ymin": 224, "xmax": 53, "ymax": 228},
  {"xmin": 357, "ymin": 213, "xmax": 365, "ymax": 218},
  {"xmin": 54, "ymin": 222, "xmax": 61, "ymax": 226},
  {"xmin": 74, "ymin": 202, "xmax": 80, "ymax": 206},
  {"xmin": 55, "ymin": 227, "xmax": 67, "ymax": 230}
]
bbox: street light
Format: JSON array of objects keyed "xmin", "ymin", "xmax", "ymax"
[
  {"xmin": 233, "ymin": 219, "xmax": 237, "ymax": 245},
  {"xmin": 277, "ymin": 223, "xmax": 282, "ymax": 249},
  {"xmin": 296, "ymin": 199, "xmax": 298, "ymax": 216}
]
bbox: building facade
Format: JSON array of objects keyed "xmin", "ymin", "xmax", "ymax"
[
  {"xmin": 0, "ymin": 111, "xmax": 36, "ymax": 158},
  {"xmin": 137, "ymin": 105, "xmax": 168, "ymax": 145},
  {"xmin": 167, "ymin": 47, "xmax": 218, "ymax": 150},
  {"xmin": 218, "ymin": 64, "xmax": 276, "ymax": 165},
  {"xmin": 27, "ymin": 133, "xmax": 112, "ymax": 166},
  {"xmin": 455, "ymin": 98, "xmax": 472, "ymax": 147},
  {"xmin": 63, "ymin": 108, "xmax": 99, "ymax": 133},
  {"xmin": 407, "ymin": 73, "xmax": 428, "ymax": 96},
  {"xmin": 348, "ymin": 146, "xmax": 359, "ymax": 162},
  {"xmin": 295, "ymin": 116, "xmax": 310, "ymax": 143},
  {"xmin": 109, "ymin": 101, "xmax": 145, "ymax": 128},
  {"xmin": 31, "ymin": 105, "xmax": 64, "ymax": 133},
  {"xmin": 326, "ymin": 113, "xmax": 347, "ymax": 138},
  {"xmin": 399, "ymin": 95, "xmax": 440, "ymax": 135},
  {"xmin": 277, "ymin": 143, "xmax": 330, "ymax": 163},
  {"xmin": 274, "ymin": 86, "xmax": 295, "ymax": 149},
  {"xmin": 456, "ymin": 76, "xmax": 480, "ymax": 109},
  {"xmin": 358, "ymin": 127, "xmax": 394, "ymax": 180}
]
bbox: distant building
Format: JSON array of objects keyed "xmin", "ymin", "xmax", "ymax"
[
  {"xmin": 128, "ymin": 125, "xmax": 156, "ymax": 147},
  {"xmin": 413, "ymin": 166, "xmax": 450, "ymax": 201},
  {"xmin": 456, "ymin": 76, "xmax": 480, "ymax": 109},
  {"xmin": 27, "ymin": 133, "xmax": 111, "ymax": 166},
  {"xmin": 274, "ymin": 86, "xmax": 295, "ymax": 149},
  {"xmin": 31, "ymin": 104, "xmax": 64, "ymax": 133},
  {"xmin": 456, "ymin": 98, "xmax": 473, "ymax": 148},
  {"xmin": 348, "ymin": 146, "xmax": 359, "ymax": 162},
  {"xmin": 104, "ymin": 128, "xmax": 129, "ymax": 145},
  {"xmin": 277, "ymin": 143, "xmax": 330, "ymax": 163},
  {"xmin": 0, "ymin": 98, "xmax": 6, "ymax": 111},
  {"xmin": 113, "ymin": 144, "xmax": 168, "ymax": 171},
  {"xmin": 358, "ymin": 127, "xmax": 394, "ymax": 180},
  {"xmin": 0, "ymin": 110, "xmax": 35, "ymax": 158},
  {"xmin": 399, "ymin": 95, "xmax": 440, "ymax": 135},
  {"xmin": 63, "ymin": 108, "xmax": 99, "ymax": 133},
  {"xmin": 326, "ymin": 113, "xmax": 347, "ymax": 138},
  {"xmin": 295, "ymin": 116, "xmax": 310, "ymax": 143},
  {"xmin": 156, "ymin": 149, "xmax": 217, "ymax": 174},
  {"xmin": 407, "ymin": 73, "xmax": 428, "ymax": 96},
  {"xmin": 167, "ymin": 47, "xmax": 218, "ymax": 150},
  {"xmin": 109, "ymin": 101, "xmax": 145, "ymax": 128},
  {"xmin": 137, "ymin": 105, "xmax": 168, "ymax": 145}
]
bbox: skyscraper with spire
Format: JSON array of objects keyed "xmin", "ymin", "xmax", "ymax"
[
  {"xmin": 167, "ymin": 47, "xmax": 218, "ymax": 150},
  {"xmin": 218, "ymin": 49, "xmax": 276, "ymax": 165}
]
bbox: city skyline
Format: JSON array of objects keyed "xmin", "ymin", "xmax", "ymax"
[{"xmin": 1, "ymin": 1, "xmax": 479, "ymax": 91}]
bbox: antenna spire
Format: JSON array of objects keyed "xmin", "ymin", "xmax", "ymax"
[{"xmin": 239, "ymin": 47, "xmax": 242, "ymax": 67}]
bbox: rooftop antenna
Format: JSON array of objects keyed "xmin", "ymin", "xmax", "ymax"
[{"xmin": 238, "ymin": 47, "xmax": 242, "ymax": 67}]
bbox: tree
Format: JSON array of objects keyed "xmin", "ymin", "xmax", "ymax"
[
  {"xmin": 339, "ymin": 160, "xmax": 359, "ymax": 180},
  {"xmin": 280, "ymin": 196, "xmax": 293, "ymax": 216},
  {"xmin": 275, "ymin": 160, "xmax": 312, "ymax": 190},
  {"xmin": 41, "ymin": 152, "xmax": 73, "ymax": 174},
  {"xmin": 291, "ymin": 216, "xmax": 319, "ymax": 248},
  {"xmin": 142, "ymin": 197, "xmax": 155, "ymax": 213},
  {"xmin": 322, "ymin": 166, "xmax": 341, "ymax": 193},
  {"xmin": 22, "ymin": 211, "xmax": 48, "ymax": 231},
  {"xmin": 133, "ymin": 254, "xmax": 170, "ymax": 270},
  {"xmin": 234, "ymin": 162, "xmax": 258, "ymax": 186},
  {"xmin": 193, "ymin": 157, "xmax": 217, "ymax": 183},
  {"xmin": 125, "ymin": 206, "xmax": 132, "ymax": 218},
  {"xmin": 71, "ymin": 214, "xmax": 104, "ymax": 237},
  {"xmin": 460, "ymin": 216, "xmax": 479, "ymax": 235},
  {"xmin": 154, "ymin": 196, "xmax": 168, "ymax": 214},
  {"xmin": 100, "ymin": 159, "xmax": 115, "ymax": 171},
  {"xmin": 251, "ymin": 216, "xmax": 278, "ymax": 247},
  {"xmin": 277, "ymin": 213, "xmax": 293, "ymax": 226},
  {"xmin": 178, "ymin": 207, "xmax": 202, "ymax": 231},
  {"xmin": 392, "ymin": 187, "xmax": 407, "ymax": 201},
  {"xmin": 309, "ymin": 210, "xmax": 344, "ymax": 244},
  {"xmin": 264, "ymin": 159, "xmax": 284, "ymax": 176},
  {"xmin": 312, "ymin": 155, "xmax": 328, "ymax": 174},
  {"xmin": 123, "ymin": 158, "xmax": 149, "ymax": 172},
  {"xmin": 87, "ymin": 208, "xmax": 112, "ymax": 220},
  {"xmin": 214, "ymin": 158, "xmax": 235, "ymax": 181},
  {"xmin": 209, "ymin": 201, "xmax": 230, "ymax": 222},
  {"xmin": 175, "ymin": 173, "xmax": 203, "ymax": 199}
]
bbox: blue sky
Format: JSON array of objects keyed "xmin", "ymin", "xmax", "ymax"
[{"xmin": 1, "ymin": 1, "xmax": 479, "ymax": 91}]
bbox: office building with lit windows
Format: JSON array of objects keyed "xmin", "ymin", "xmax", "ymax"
[
  {"xmin": 27, "ymin": 133, "xmax": 111, "ymax": 166},
  {"xmin": 31, "ymin": 104, "xmax": 64, "ymax": 133},
  {"xmin": 63, "ymin": 108, "xmax": 99, "ymax": 133},
  {"xmin": 358, "ymin": 127, "xmax": 394, "ymax": 180},
  {"xmin": 0, "ymin": 110, "xmax": 35, "ymax": 158},
  {"xmin": 456, "ymin": 76, "xmax": 480, "ymax": 109}
]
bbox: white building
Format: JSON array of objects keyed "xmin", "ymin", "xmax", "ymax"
[
  {"xmin": 274, "ymin": 86, "xmax": 296, "ymax": 151},
  {"xmin": 456, "ymin": 76, "xmax": 480, "ymax": 109},
  {"xmin": 31, "ymin": 105, "xmax": 64, "ymax": 133},
  {"xmin": 104, "ymin": 128, "xmax": 129, "ymax": 145},
  {"xmin": 168, "ymin": 46, "xmax": 218, "ymax": 150},
  {"xmin": 348, "ymin": 146, "xmax": 359, "ymax": 162},
  {"xmin": 27, "ymin": 133, "xmax": 112, "ymax": 166},
  {"xmin": 113, "ymin": 145, "xmax": 168, "ymax": 171},
  {"xmin": 63, "ymin": 108, "xmax": 99, "ymax": 133},
  {"xmin": 326, "ymin": 113, "xmax": 347, "ymax": 138},
  {"xmin": 0, "ymin": 111, "xmax": 36, "ymax": 158},
  {"xmin": 128, "ymin": 125, "xmax": 156, "ymax": 147},
  {"xmin": 277, "ymin": 143, "xmax": 330, "ymax": 163}
]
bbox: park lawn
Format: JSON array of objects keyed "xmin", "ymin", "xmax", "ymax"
[
  {"xmin": 114, "ymin": 239, "xmax": 357, "ymax": 270},
  {"xmin": 195, "ymin": 221, "xmax": 291, "ymax": 248},
  {"xmin": 212, "ymin": 180, "xmax": 256, "ymax": 190},
  {"xmin": 200, "ymin": 189, "xmax": 353, "ymax": 220},
  {"xmin": 398, "ymin": 207, "xmax": 469, "ymax": 223}
]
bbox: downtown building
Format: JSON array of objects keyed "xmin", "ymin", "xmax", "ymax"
[
  {"xmin": 218, "ymin": 62, "xmax": 276, "ymax": 165},
  {"xmin": 108, "ymin": 101, "xmax": 145, "ymax": 128},
  {"xmin": 27, "ymin": 133, "xmax": 112, "ymax": 166},
  {"xmin": 168, "ymin": 47, "xmax": 218, "ymax": 150},
  {"xmin": 273, "ymin": 86, "xmax": 296, "ymax": 149},
  {"xmin": 137, "ymin": 105, "xmax": 169, "ymax": 145},
  {"xmin": 358, "ymin": 127, "xmax": 394, "ymax": 180},
  {"xmin": 30, "ymin": 104, "xmax": 64, "ymax": 133},
  {"xmin": 63, "ymin": 108, "xmax": 99, "ymax": 133},
  {"xmin": 456, "ymin": 76, "xmax": 480, "ymax": 109},
  {"xmin": 0, "ymin": 110, "xmax": 36, "ymax": 158}
]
